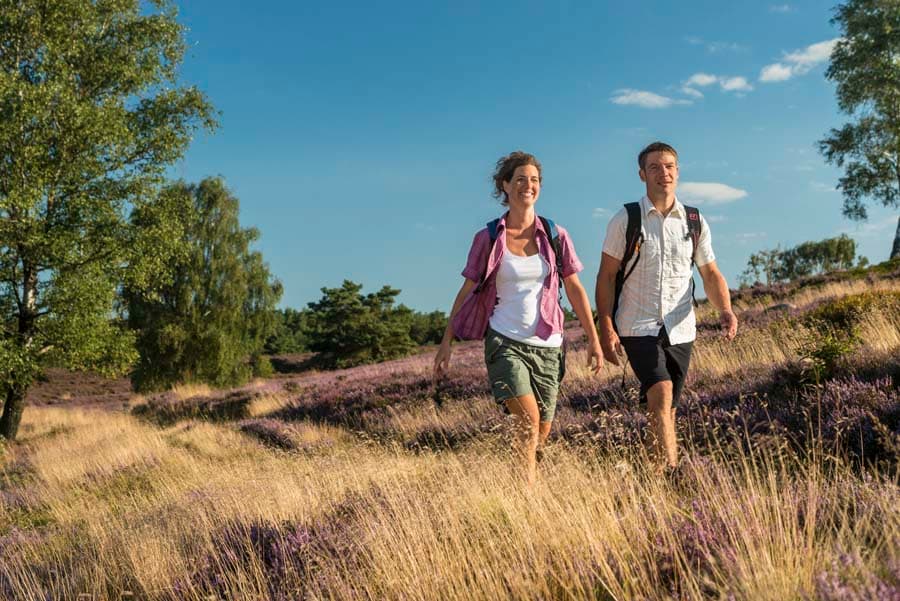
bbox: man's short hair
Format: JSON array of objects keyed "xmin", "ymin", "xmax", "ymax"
[{"xmin": 638, "ymin": 142, "xmax": 678, "ymax": 169}]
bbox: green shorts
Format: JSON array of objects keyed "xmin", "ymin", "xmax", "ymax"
[{"xmin": 484, "ymin": 328, "xmax": 563, "ymax": 422}]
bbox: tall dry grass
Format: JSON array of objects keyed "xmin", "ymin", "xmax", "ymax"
[
  {"xmin": 1, "ymin": 404, "xmax": 897, "ymax": 600},
  {"xmin": 2, "ymin": 277, "xmax": 898, "ymax": 599}
]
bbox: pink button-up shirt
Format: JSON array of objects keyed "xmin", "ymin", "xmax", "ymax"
[{"xmin": 461, "ymin": 214, "xmax": 583, "ymax": 340}]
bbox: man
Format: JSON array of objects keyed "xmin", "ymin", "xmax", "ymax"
[{"xmin": 595, "ymin": 141, "xmax": 738, "ymax": 470}]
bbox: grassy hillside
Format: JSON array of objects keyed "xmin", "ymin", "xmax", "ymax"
[{"xmin": 2, "ymin": 267, "xmax": 899, "ymax": 600}]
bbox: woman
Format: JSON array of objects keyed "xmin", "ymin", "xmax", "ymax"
[{"xmin": 434, "ymin": 151, "xmax": 603, "ymax": 485}]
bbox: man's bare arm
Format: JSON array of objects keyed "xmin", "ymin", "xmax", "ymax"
[
  {"xmin": 595, "ymin": 252, "xmax": 624, "ymax": 365},
  {"xmin": 697, "ymin": 261, "xmax": 737, "ymax": 340}
]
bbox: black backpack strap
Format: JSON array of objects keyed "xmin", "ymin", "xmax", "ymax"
[
  {"xmin": 487, "ymin": 218, "xmax": 501, "ymax": 243},
  {"xmin": 620, "ymin": 202, "xmax": 643, "ymax": 278},
  {"xmin": 539, "ymin": 216, "xmax": 564, "ymax": 304},
  {"xmin": 683, "ymin": 205, "xmax": 702, "ymax": 307},
  {"xmin": 683, "ymin": 205, "xmax": 701, "ymax": 262},
  {"xmin": 538, "ymin": 216, "xmax": 564, "ymax": 276},
  {"xmin": 613, "ymin": 202, "xmax": 644, "ymax": 333}
]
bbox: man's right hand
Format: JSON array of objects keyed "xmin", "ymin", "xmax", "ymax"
[{"xmin": 600, "ymin": 329, "xmax": 624, "ymax": 366}]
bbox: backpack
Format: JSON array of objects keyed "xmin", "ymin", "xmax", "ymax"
[
  {"xmin": 450, "ymin": 216, "xmax": 564, "ymax": 340},
  {"xmin": 612, "ymin": 202, "xmax": 702, "ymax": 332}
]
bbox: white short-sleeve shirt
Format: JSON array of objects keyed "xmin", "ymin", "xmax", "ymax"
[{"xmin": 601, "ymin": 196, "xmax": 715, "ymax": 344}]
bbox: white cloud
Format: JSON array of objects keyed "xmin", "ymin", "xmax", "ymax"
[
  {"xmin": 760, "ymin": 38, "xmax": 841, "ymax": 83},
  {"xmin": 681, "ymin": 73, "xmax": 753, "ymax": 96},
  {"xmin": 770, "ymin": 4, "xmax": 793, "ymax": 13},
  {"xmin": 705, "ymin": 214, "xmax": 727, "ymax": 223},
  {"xmin": 677, "ymin": 182, "xmax": 748, "ymax": 205},
  {"xmin": 610, "ymin": 89, "xmax": 690, "ymax": 109},
  {"xmin": 720, "ymin": 76, "xmax": 753, "ymax": 92},
  {"xmin": 686, "ymin": 73, "xmax": 718, "ymax": 87},
  {"xmin": 786, "ymin": 39, "xmax": 838, "ymax": 67},
  {"xmin": 592, "ymin": 208, "xmax": 610, "ymax": 219},
  {"xmin": 760, "ymin": 63, "xmax": 793, "ymax": 82}
]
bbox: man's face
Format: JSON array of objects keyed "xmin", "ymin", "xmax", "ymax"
[{"xmin": 639, "ymin": 151, "xmax": 679, "ymax": 196}]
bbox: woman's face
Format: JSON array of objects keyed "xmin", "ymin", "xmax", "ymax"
[{"xmin": 502, "ymin": 164, "xmax": 541, "ymax": 209}]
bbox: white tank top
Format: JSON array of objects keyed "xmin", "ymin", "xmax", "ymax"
[{"xmin": 488, "ymin": 240, "xmax": 563, "ymax": 348}]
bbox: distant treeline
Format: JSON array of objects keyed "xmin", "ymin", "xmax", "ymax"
[
  {"xmin": 740, "ymin": 234, "xmax": 866, "ymax": 287},
  {"xmin": 265, "ymin": 280, "xmax": 447, "ymax": 368}
]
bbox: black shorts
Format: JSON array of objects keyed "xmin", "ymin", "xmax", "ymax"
[{"xmin": 620, "ymin": 328, "xmax": 693, "ymax": 406}]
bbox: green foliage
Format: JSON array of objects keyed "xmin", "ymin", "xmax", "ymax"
[
  {"xmin": 806, "ymin": 291, "xmax": 900, "ymax": 334},
  {"xmin": 126, "ymin": 178, "xmax": 281, "ymax": 392},
  {"xmin": 306, "ymin": 280, "xmax": 417, "ymax": 368},
  {"xmin": 818, "ymin": 1, "xmax": 900, "ymax": 259},
  {"xmin": 264, "ymin": 303, "xmax": 447, "ymax": 358},
  {"xmin": 250, "ymin": 354, "xmax": 274, "ymax": 379},
  {"xmin": 740, "ymin": 248, "xmax": 783, "ymax": 286},
  {"xmin": 740, "ymin": 235, "xmax": 858, "ymax": 286},
  {"xmin": 799, "ymin": 328, "xmax": 858, "ymax": 382},
  {"xmin": 264, "ymin": 308, "xmax": 312, "ymax": 354},
  {"xmin": 0, "ymin": 0, "xmax": 216, "ymax": 439},
  {"xmin": 799, "ymin": 291, "xmax": 900, "ymax": 381},
  {"xmin": 407, "ymin": 310, "xmax": 448, "ymax": 346}
]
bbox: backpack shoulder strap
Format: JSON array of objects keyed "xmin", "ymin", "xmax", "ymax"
[
  {"xmin": 538, "ymin": 216, "xmax": 563, "ymax": 276},
  {"xmin": 683, "ymin": 205, "xmax": 702, "ymax": 307},
  {"xmin": 486, "ymin": 218, "xmax": 501, "ymax": 243},
  {"xmin": 683, "ymin": 205, "xmax": 701, "ymax": 262},
  {"xmin": 539, "ymin": 216, "xmax": 564, "ymax": 305},
  {"xmin": 620, "ymin": 202, "xmax": 643, "ymax": 276}
]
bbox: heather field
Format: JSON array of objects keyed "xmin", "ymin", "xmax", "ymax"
[{"xmin": 2, "ymin": 274, "xmax": 900, "ymax": 600}]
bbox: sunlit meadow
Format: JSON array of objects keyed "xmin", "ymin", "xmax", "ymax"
[{"xmin": 1, "ymin": 270, "xmax": 899, "ymax": 600}]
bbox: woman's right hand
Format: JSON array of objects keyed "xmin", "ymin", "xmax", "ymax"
[{"xmin": 433, "ymin": 341, "xmax": 452, "ymax": 383}]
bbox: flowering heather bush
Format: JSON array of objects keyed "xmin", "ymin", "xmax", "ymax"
[
  {"xmin": 238, "ymin": 418, "xmax": 336, "ymax": 453},
  {"xmin": 132, "ymin": 388, "xmax": 265, "ymax": 425},
  {"xmin": 25, "ymin": 367, "xmax": 132, "ymax": 407},
  {"xmin": 277, "ymin": 343, "xmax": 489, "ymax": 429},
  {"xmin": 814, "ymin": 552, "xmax": 900, "ymax": 601},
  {"xmin": 176, "ymin": 491, "xmax": 376, "ymax": 600},
  {"xmin": 653, "ymin": 497, "xmax": 740, "ymax": 598},
  {"xmin": 813, "ymin": 378, "xmax": 900, "ymax": 463},
  {"xmin": 238, "ymin": 418, "xmax": 299, "ymax": 451}
]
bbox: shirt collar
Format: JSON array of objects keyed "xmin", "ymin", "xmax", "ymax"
[
  {"xmin": 496, "ymin": 212, "xmax": 551, "ymax": 240},
  {"xmin": 640, "ymin": 195, "xmax": 685, "ymax": 219}
]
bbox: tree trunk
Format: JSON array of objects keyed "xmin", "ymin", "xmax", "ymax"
[
  {"xmin": 892, "ymin": 215, "xmax": 900, "ymax": 260},
  {"xmin": 0, "ymin": 268, "xmax": 38, "ymax": 441},
  {"xmin": 0, "ymin": 385, "xmax": 27, "ymax": 441}
]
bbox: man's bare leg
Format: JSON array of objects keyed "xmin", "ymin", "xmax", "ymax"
[{"xmin": 646, "ymin": 380, "xmax": 677, "ymax": 468}]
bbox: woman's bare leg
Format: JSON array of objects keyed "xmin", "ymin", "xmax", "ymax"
[{"xmin": 504, "ymin": 395, "xmax": 541, "ymax": 485}]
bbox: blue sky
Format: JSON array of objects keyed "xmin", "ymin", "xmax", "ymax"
[{"xmin": 171, "ymin": 1, "xmax": 898, "ymax": 312}]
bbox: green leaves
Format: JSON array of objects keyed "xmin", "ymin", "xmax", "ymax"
[
  {"xmin": 306, "ymin": 281, "xmax": 418, "ymax": 369},
  {"xmin": 820, "ymin": 0, "xmax": 900, "ymax": 224},
  {"xmin": 126, "ymin": 178, "xmax": 281, "ymax": 392},
  {"xmin": 0, "ymin": 0, "xmax": 216, "ymax": 438},
  {"xmin": 739, "ymin": 235, "xmax": 859, "ymax": 286}
]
